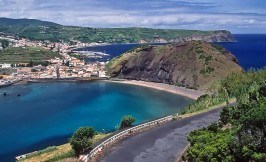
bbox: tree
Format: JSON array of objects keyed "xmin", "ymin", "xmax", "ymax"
[
  {"xmin": 220, "ymin": 106, "xmax": 231, "ymax": 125},
  {"xmin": 69, "ymin": 126, "xmax": 95, "ymax": 155},
  {"xmin": 186, "ymin": 70, "xmax": 266, "ymax": 162},
  {"xmin": 0, "ymin": 39, "xmax": 9, "ymax": 49},
  {"xmin": 119, "ymin": 115, "xmax": 136, "ymax": 129},
  {"xmin": 28, "ymin": 60, "xmax": 34, "ymax": 67}
]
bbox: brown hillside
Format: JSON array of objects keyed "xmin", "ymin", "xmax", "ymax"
[{"xmin": 107, "ymin": 41, "xmax": 243, "ymax": 90}]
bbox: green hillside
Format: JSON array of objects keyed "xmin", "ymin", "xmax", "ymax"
[
  {"xmin": 0, "ymin": 47, "xmax": 61, "ymax": 64},
  {"xmin": 185, "ymin": 69, "xmax": 266, "ymax": 161},
  {"xmin": 0, "ymin": 18, "xmax": 234, "ymax": 43}
]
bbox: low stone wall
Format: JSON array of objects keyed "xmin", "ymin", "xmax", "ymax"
[{"xmin": 84, "ymin": 115, "xmax": 174, "ymax": 162}]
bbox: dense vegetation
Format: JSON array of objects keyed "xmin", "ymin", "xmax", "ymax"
[
  {"xmin": 69, "ymin": 127, "xmax": 96, "ymax": 155},
  {"xmin": 0, "ymin": 46, "xmax": 61, "ymax": 64},
  {"xmin": 0, "ymin": 39, "xmax": 9, "ymax": 48},
  {"xmin": 119, "ymin": 115, "xmax": 136, "ymax": 129},
  {"xmin": 186, "ymin": 69, "xmax": 266, "ymax": 162},
  {"xmin": 0, "ymin": 18, "xmax": 231, "ymax": 43}
]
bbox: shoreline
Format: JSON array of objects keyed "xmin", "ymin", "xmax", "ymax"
[
  {"xmin": 0, "ymin": 77, "xmax": 107, "ymax": 89},
  {"xmin": 2, "ymin": 78, "xmax": 204, "ymax": 100},
  {"xmin": 104, "ymin": 80, "xmax": 204, "ymax": 100}
]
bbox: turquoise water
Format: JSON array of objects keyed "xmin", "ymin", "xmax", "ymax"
[{"xmin": 0, "ymin": 81, "xmax": 193, "ymax": 161}]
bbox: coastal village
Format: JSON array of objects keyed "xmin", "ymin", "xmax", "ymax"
[{"xmin": 0, "ymin": 36, "xmax": 108, "ymax": 87}]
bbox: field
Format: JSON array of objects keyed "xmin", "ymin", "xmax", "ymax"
[
  {"xmin": 20, "ymin": 133, "xmax": 111, "ymax": 162},
  {"xmin": 0, "ymin": 47, "xmax": 61, "ymax": 64}
]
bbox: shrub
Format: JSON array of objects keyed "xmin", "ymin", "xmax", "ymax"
[
  {"xmin": 119, "ymin": 115, "xmax": 136, "ymax": 129},
  {"xmin": 69, "ymin": 126, "xmax": 95, "ymax": 155}
]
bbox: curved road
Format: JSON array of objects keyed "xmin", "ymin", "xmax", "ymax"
[{"xmin": 97, "ymin": 108, "xmax": 222, "ymax": 162}]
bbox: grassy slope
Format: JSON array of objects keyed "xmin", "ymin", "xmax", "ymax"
[
  {"xmin": 0, "ymin": 18, "xmax": 228, "ymax": 43},
  {"xmin": 185, "ymin": 69, "xmax": 266, "ymax": 161},
  {"xmin": 0, "ymin": 47, "xmax": 61, "ymax": 63},
  {"xmin": 20, "ymin": 133, "xmax": 110, "ymax": 162}
]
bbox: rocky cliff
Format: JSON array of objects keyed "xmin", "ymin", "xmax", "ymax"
[
  {"xmin": 139, "ymin": 30, "xmax": 236, "ymax": 43},
  {"xmin": 107, "ymin": 41, "xmax": 243, "ymax": 90}
]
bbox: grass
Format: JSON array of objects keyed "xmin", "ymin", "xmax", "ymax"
[
  {"xmin": 200, "ymin": 66, "xmax": 215, "ymax": 75},
  {"xmin": 0, "ymin": 18, "xmax": 230, "ymax": 43},
  {"xmin": 19, "ymin": 133, "xmax": 111, "ymax": 162},
  {"xmin": 19, "ymin": 144, "xmax": 72, "ymax": 162},
  {"xmin": 174, "ymin": 98, "xmax": 236, "ymax": 119},
  {"xmin": 0, "ymin": 47, "xmax": 61, "ymax": 63}
]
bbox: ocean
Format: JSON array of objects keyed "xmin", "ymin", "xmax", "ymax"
[
  {"xmin": 77, "ymin": 34, "xmax": 266, "ymax": 70},
  {"xmin": 218, "ymin": 34, "xmax": 266, "ymax": 70},
  {"xmin": 0, "ymin": 81, "xmax": 192, "ymax": 161},
  {"xmin": 1, "ymin": 34, "xmax": 265, "ymax": 161}
]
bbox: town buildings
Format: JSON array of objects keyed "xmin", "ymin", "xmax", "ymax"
[{"xmin": 0, "ymin": 36, "xmax": 108, "ymax": 86}]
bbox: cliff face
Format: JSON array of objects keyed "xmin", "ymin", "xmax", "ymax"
[
  {"xmin": 107, "ymin": 41, "xmax": 243, "ymax": 90},
  {"xmin": 139, "ymin": 30, "xmax": 236, "ymax": 43}
]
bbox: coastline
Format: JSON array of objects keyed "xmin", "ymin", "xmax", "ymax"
[
  {"xmin": 0, "ymin": 77, "xmax": 108, "ymax": 89},
  {"xmin": 2, "ymin": 78, "xmax": 204, "ymax": 100},
  {"xmin": 104, "ymin": 80, "xmax": 204, "ymax": 100}
]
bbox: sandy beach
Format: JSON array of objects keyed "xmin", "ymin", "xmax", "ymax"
[{"xmin": 105, "ymin": 80, "xmax": 205, "ymax": 100}]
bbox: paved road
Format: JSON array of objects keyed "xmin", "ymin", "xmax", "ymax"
[{"xmin": 97, "ymin": 108, "xmax": 222, "ymax": 162}]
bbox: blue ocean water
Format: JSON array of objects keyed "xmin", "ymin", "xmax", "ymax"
[
  {"xmin": 218, "ymin": 34, "xmax": 266, "ymax": 70},
  {"xmin": 0, "ymin": 81, "xmax": 192, "ymax": 161},
  {"xmin": 1, "ymin": 34, "xmax": 265, "ymax": 161},
  {"xmin": 79, "ymin": 35, "xmax": 266, "ymax": 70}
]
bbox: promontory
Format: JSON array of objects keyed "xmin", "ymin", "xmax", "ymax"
[{"xmin": 107, "ymin": 41, "xmax": 243, "ymax": 90}]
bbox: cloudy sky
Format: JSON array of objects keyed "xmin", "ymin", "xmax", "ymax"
[{"xmin": 0, "ymin": 0, "xmax": 265, "ymax": 33}]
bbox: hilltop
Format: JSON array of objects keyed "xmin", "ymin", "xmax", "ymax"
[
  {"xmin": 107, "ymin": 41, "xmax": 243, "ymax": 90},
  {"xmin": 0, "ymin": 18, "xmax": 235, "ymax": 43}
]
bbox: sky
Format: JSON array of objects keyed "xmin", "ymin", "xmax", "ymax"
[{"xmin": 0, "ymin": 0, "xmax": 265, "ymax": 33}]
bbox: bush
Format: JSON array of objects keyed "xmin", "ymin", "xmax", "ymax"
[
  {"xmin": 69, "ymin": 126, "xmax": 95, "ymax": 155},
  {"xmin": 186, "ymin": 70, "xmax": 266, "ymax": 162},
  {"xmin": 119, "ymin": 115, "xmax": 136, "ymax": 129}
]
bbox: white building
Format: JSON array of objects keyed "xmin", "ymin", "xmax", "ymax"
[
  {"xmin": 99, "ymin": 71, "xmax": 107, "ymax": 78},
  {"xmin": 0, "ymin": 63, "xmax": 11, "ymax": 69}
]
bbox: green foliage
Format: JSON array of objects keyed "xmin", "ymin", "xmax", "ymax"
[
  {"xmin": 0, "ymin": 39, "xmax": 9, "ymax": 48},
  {"xmin": 220, "ymin": 106, "xmax": 231, "ymax": 125},
  {"xmin": 200, "ymin": 66, "xmax": 215, "ymax": 75},
  {"xmin": 183, "ymin": 93, "xmax": 227, "ymax": 114},
  {"xmin": 0, "ymin": 47, "xmax": 61, "ymax": 64},
  {"xmin": 211, "ymin": 43, "xmax": 224, "ymax": 52},
  {"xmin": 187, "ymin": 128, "xmax": 234, "ymax": 162},
  {"xmin": 19, "ymin": 146, "xmax": 58, "ymax": 160},
  {"xmin": 186, "ymin": 69, "xmax": 266, "ymax": 162},
  {"xmin": 44, "ymin": 150, "xmax": 75, "ymax": 162},
  {"xmin": 0, "ymin": 18, "xmax": 231, "ymax": 43},
  {"xmin": 220, "ymin": 69, "xmax": 266, "ymax": 98},
  {"xmin": 69, "ymin": 126, "xmax": 95, "ymax": 155},
  {"xmin": 119, "ymin": 115, "xmax": 136, "ymax": 129}
]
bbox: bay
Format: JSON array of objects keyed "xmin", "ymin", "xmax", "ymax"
[{"xmin": 0, "ymin": 81, "xmax": 192, "ymax": 161}]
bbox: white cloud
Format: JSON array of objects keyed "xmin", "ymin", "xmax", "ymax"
[{"xmin": 0, "ymin": 0, "xmax": 265, "ymax": 33}]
